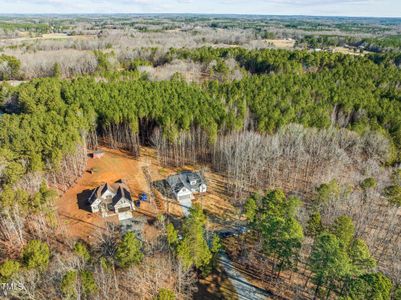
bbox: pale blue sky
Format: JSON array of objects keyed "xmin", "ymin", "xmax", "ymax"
[{"xmin": 0, "ymin": 0, "xmax": 400, "ymax": 17}]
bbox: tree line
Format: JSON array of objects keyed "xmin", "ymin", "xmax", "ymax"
[{"xmin": 2, "ymin": 47, "xmax": 401, "ymax": 206}]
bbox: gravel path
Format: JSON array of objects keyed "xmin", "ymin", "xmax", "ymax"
[{"xmin": 218, "ymin": 252, "xmax": 272, "ymax": 300}]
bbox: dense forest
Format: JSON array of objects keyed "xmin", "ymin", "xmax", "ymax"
[
  {"xmin": 1, "ymin": 43, "xmax": 401, "ymax": 299},
  {"xmin": 2, "ymin": 48, "xmax": 401, "ymax": 184}
]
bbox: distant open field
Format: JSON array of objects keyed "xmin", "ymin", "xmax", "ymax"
[
  {"xmin": 0, "ymin": 32, "xmax": 95, "ymax": 43},
  {"xmin": 332, "ymin": 46, "xmax": 373, "ymax": 56},
  {"xmin": 264, "ymin": 39, "xmax": 295, "ymax": 49}
]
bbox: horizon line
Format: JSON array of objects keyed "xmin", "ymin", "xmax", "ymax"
[{"xmin": 0, "ymin": 13, "xmax": 400, "ymax": 19}]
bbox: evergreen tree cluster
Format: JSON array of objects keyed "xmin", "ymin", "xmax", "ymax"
[
  {"xmin": 2, "ymin": 47, "xmax": 401, "ymax": 207},
  {"xmin": 245, "ymin": 190, "xmax": 396, "ymax": 299}
]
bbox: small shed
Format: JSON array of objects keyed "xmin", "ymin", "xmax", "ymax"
[{"xmin": 93, "ymin": 150, "xmax": 105, "ymax": 159}]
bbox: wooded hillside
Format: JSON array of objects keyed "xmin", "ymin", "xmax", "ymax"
[{"xmin": 1, "ymin": 46, "xmax": 401, "ymax": 299}]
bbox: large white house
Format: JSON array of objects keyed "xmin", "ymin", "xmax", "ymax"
[
  {"xmin": 166, "ymin": 171, "xmax": 207, "ymax": 205},
  {"xmin": 88, "ymin": 180, "xmax": 134, "ymax": 217}
]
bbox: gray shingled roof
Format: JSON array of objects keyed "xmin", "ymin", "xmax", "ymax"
[{"xmin": 167, "ymin": 171, "xmax": 206, "ymax": 194}]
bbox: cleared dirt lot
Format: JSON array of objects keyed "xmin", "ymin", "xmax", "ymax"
[
  {"xmin": 56, "ymin": 146, "xmax": 237, "ymax": 241},
  {"xmin": 56, "ymin": 147, "xmax": 157, "ymax": 241}
]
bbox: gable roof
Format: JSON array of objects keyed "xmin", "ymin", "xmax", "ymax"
[
  {"xmin": 101, "ymin": 183, "xmax": 113, "ymax": 195},
  {"xmin": 180, "ymin": 171, "xmax": 205, "ymax": 186},
  {"xmin": 89, "ymin": 180, "xmax": 132, "ymax": 206},
  {"xmin": 89, "ymin": 184, "xmax": 109, "ymax": 204},
  {"xmin": 167, "ymin": 171, "xmax": 206, "ymax": 194},
  {"xmin": 166, "ymin": 174, "xmax": 185, "ymax": 193},
  {"xmin": 113, "ymin": 186, "xmax": 132, "ymax": 205}
]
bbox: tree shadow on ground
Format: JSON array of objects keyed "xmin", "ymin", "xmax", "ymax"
[
  {"xmin": 77, "ymin": 189, "xmax": 93, "ymax": 212},
  {"xmin": 194, "ymin": 264, "xmax": 239, "ymax": 300}
]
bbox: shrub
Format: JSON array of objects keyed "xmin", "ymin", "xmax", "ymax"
[
  {"xmin": 360, "ymin": 177, "xmax": 377, "ymax": 190},
  {"xmin": 74, "ymin": 242, "xmax": 90, "ymax": 262},
  {"xmin": 314, "ymin": 180, "xmax": 340, "ymax": 205},
  {"xmin": 22, "ymin": 240, "xmax": 50, "ymax": 270},
  {"xmin": 60, "ymin": 270, "xmax": 77, "ymax": 299},
  {"xmin": 154, "ymin": 288, "xmax": 176, "ymax": 300},
  {"xmin": 384, "ymin": 185, "xmax": 401, "ymax": 206},
  {"xmin": 80, "ymin": 270, "xmax": 97, "ymax": 296},
  {"xmin": 166, "ymin": 223, "xmax": 178, "ymax": 248},
  {"xmin": 0, "ymin": 259, "xmax": 20, "ymax": 280},
  {"xmin": 0, "ymin": 54, "xmax": 20, "ymax": 80}
]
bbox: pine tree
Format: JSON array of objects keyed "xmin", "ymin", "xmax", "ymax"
[
  {"xmin": 177, "ymin": 204, "xmax": 212, "ymax": 270},
  {"xmin": 306, "ymin": 212, "xmax": 324, "ymax": 237},
  {"xmin": 348, "ymin": 238, "xmax": 376, "ymax": 275},
  {"xmin": 309, "ymin": 232, "xmax": 352, "ymax": 298},
  {"xmin": 332, "ymin": 215, "xmax": 355, "ymax": 248},
  {"xmin": 166, "ymin": 223, "xmax": 178, "ymax": 248},
  {"xmin": 247, "ymin": 190, "xmax": 304, "ymax": 275},
  {"xmin": 53, "ymin": 62, "xmax": 62, "ymax": 78},
  {"xmin": 347, "ymin": 272, "xmax": 393, "ymax": 300},
  {"xmin": 115, "ymin": 232, "xmax": 143, "ymax": 268},
  {"xmin": 22, "ymin": 240, "xmax": 50, "ymax": 270}
]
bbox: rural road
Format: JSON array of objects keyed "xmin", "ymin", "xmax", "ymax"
[{"xmin": 218, "ymin": 252, "xmax": 271, "ymax": 300}]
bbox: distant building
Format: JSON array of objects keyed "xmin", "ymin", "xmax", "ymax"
[
  {"xmin": 166, "ymin": 171, "xmax": 207, "ymax": 204},
  {"xmin": 88, "ymin": 180, "xmax": 134, "ymax": 216}
]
